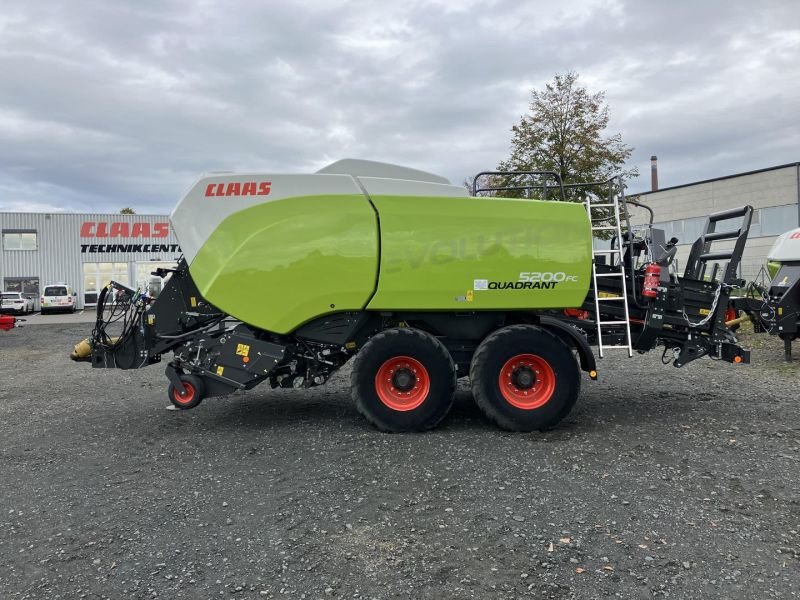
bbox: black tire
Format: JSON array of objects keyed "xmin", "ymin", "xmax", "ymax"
[
  {"xmin": 351, "ymin": 328, "xmax": 456, "ymax": 432},
  {"xmin": 470, "ymin": 325, "xmax": 580, "ymax": 432},
  {"xmin": 168, "ymin": 374, "xmax": 206, "ymax": 410}
]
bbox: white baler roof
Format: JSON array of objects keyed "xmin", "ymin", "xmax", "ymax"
[
  {"xmin": 171, "ymin": 160, "xmax": 467, "ymax": 264},
  {"xmin": 767, "ymin": 227, "xmax": 800, "ymax": 262},
  {"xmin": 316, "ymin": 158, "xmax": 451, "ymax": 185}
]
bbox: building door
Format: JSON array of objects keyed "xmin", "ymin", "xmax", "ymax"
[
  {"xmin": 83, "ymin": 263, "xmax": 129, "ymax": 307},
  {"xmin": 4, "ymin": 278, "xmax": 40, "ymax": 311},
  {"xmin": 135, "ymin": 261, "xmax": 177, "ymax": 299}
]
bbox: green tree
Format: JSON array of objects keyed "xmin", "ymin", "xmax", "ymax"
[
  {"xmin": 120, "ymin": 207, "xmax": 136, "ymax": 214},
  {"xmin": 493, "ymin": 72, "xmax": 637, "ymax": 201}
]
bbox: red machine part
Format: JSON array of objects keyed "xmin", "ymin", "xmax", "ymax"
[
  {"xmin": 563, "ymin": 308, "xmax": 589, "ymax": 320},
  {"xmin": 0, "ymin": 315, "xmax": 18, "ymax": 331},
  {"xmin": 642, "ymin": 263, "xmax": 661, "ymax": 299}
]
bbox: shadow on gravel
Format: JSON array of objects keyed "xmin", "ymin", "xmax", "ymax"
[
  {"xmin": 158, "ymin": 396, "xmax": 360, "ymax": 431},
  {"xmin": 142, "ymin": 384, "xmax": 702, "ymax": 437}
]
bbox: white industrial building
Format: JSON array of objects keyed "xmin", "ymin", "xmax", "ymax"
[
  {"xmin": 0, "ymin": 213, "xmax": 181, "ymax": 311},
  {"xmin": 630, "ymin": 162, "xmax": 800, "ymax": 280}
]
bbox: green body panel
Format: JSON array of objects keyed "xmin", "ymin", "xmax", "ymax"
[
  {"xmin": 187, "ymin": 193, "xmax": 592, "ymax": 334},
  {"xmin": 768, "ymin": 260, "xmax": 781, "ymax": 280},
  {"xmin": 368, "ymin": 195, "xmax": 592, "ymax": 310},
  {"xmin": 189, "ymin": 195, "xmax": 379, "ymax": 334}
]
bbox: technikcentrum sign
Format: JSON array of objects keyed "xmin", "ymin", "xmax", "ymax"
[{"xmin": 79, "ymin": 221, "xmax": 180, "ymax": 254}]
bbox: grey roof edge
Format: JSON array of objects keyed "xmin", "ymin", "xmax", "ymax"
[{"xmin": 632, "ymin": 161, "xmax": 800, "ymax": 196}]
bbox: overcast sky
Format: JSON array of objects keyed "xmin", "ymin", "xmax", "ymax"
[{"xmin": 1, "ymin": 0, "xmax": 798, "ymax": 213}]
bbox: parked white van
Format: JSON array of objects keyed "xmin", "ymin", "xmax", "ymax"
[{"xmin": 41, "ymin": 283, "xmax": 76, "ymax": 314}]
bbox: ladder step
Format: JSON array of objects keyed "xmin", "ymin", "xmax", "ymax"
[
  {"xmin": 591, "ymin": 215, "xmax": 632, "ymax": 357},
  {"xmin": 587, "ymin": 203, "xmax": 615, "ymax": 208}
]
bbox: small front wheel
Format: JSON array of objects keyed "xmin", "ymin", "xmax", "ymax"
[{"xmin": 168, "ymin": 374, "xmax": 206, "ymax": 410}]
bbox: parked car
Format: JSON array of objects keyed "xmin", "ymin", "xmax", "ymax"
[
  {"xmin": 41, "ymin": 283, "xmax": 77, "ymax": 314},
  {"xmin": 1, "ymin": 292, "xmax": 35, "ymax": 315}
]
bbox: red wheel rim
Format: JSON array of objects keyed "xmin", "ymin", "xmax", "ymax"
[
  {"xmin": 173, "ymin": 381, "xmax": 196, "ymax": 406},
  {"xmin": 498, "ymin": 354, "xmax": 555, "ymax": 410},
  {"xmin": 374, "ymin": 356, "xmax": 430, "ymax": 412}
]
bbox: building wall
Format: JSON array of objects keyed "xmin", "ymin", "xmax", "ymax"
[
  {"xmin": 0, "ymin": 213, "xmax": 180, "ymax": 310},
  {"xmin": 629, "ymin": 164, "xmax": 800, "ymax": 281}
]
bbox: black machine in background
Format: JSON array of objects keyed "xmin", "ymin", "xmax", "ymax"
[{"xmin": 731, "ymin": 262, "xmax": 800, "ymax": 361}]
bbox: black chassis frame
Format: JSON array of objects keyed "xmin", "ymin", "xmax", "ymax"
[{"xmin": 90, "ymin": 260, "xmax": 598, "ymax": 397}]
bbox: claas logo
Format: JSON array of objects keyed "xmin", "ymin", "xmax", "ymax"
[
  {"xmin": 205, "ymin": 181, "xmax": 271, "ymax": 197},
  {"xmin": 81, "ymin": 222, "xmax": 169, "ymax": 238}
]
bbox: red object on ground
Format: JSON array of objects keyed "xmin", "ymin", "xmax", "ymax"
[{"xmin": 0, "ymin": 315, "xmax": 18, "ymax": 331}]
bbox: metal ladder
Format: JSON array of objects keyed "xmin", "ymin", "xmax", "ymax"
[{"xmin": 585, "ymin": 188, "xmax": 633, "ymax": 358}]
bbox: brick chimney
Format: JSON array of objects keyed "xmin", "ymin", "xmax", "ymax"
[{"xmin": 650, "ymin": 155, "xmax": 659, "ymax": 191}]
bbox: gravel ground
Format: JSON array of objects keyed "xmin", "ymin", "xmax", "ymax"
[{"xmin": 0, "ymin": 324, "xmax": 798, "ymax": 599}]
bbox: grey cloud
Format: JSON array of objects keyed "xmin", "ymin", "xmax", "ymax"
[{"xmin": 0, "ymin": 0, "xmax": 798, "ymax": 212}]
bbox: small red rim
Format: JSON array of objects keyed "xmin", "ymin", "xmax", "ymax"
[
  {"xmin": 374, "ymin": 356, "xmax": 430, "ymax": 412},
  {"xmin": 173, "ymin": 381, "xmax": 196, "ymax": 405},
  {"xmin": 498, "ymin": 354, "xmax": 555, "ymax": 410}
]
